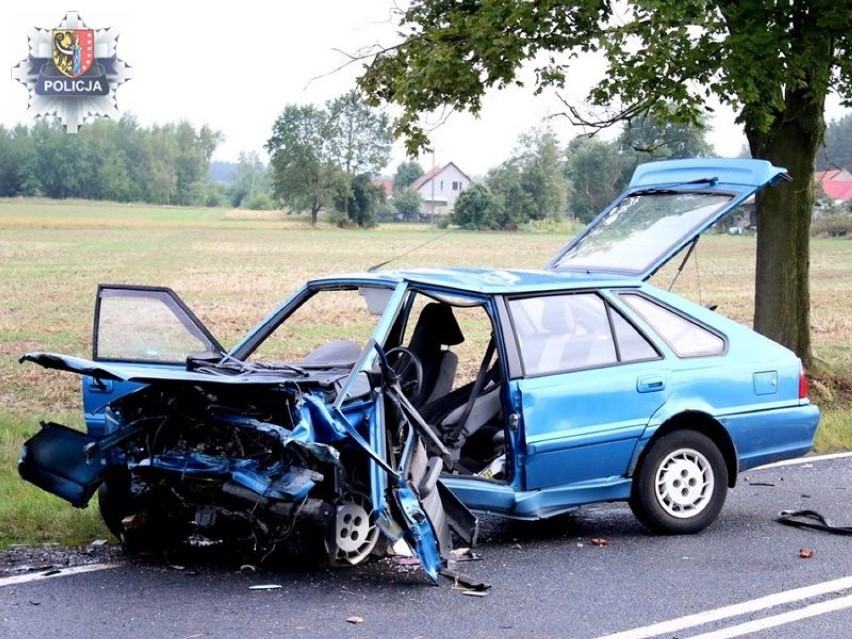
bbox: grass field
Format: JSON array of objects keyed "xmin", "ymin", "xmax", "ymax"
[{"xmin": 1, "ymin": 197, "xmax": 850, "ymax": 548}]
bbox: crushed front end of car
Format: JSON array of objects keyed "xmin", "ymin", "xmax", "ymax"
[{"xmin": 18, "ymin": 350, "xmax": 477, "ymax": 584}]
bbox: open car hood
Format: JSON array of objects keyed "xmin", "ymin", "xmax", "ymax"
[
  {"xmin": 20, "ymin": 352, "xmax": 299, "ymax": 385},
  {"xmin": 546, "ymin": 158, "xmax": 789, "ymax": 280}
]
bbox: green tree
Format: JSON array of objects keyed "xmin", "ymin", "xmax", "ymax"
[
  {"xmin": 564, "ymin": 136, "xmax": 633, "ymax": 223},
  {"xmin": 78, "ymin": 118, "xmax": 134, "ymax": 201},
  {"xmin": 30, "ymin": 120, "xmax": 82, "ymax": 198},
  {"xmin": 266, "ymin": 105, "xmax": 339, "ymax": 224},
  {"xmin": 335, "ymin": 173, "xmax": 382, "ymax": 227},
  {"xmin": 9, "ymin": 124, "xmax": 42, "ymax": 196},
  {"xmin": 818, "ymin": 113, "xmax": 852, "ymax": 171},
  {"xmin": 0, "ymin": 116, "xmax": 221, "ymax": 205},
  {"xmin": 393, "ymin": 161, "xmax": 424, "ymax": 192},
  {"xmin": 230, "ymin": 151, "xmax": 269, "ymax": 208},
  {"xmin": 451, "ymin": 183, "xmax": 505, "ymax": 230},
  {"xmin": 480, "ymin": 127, "xmax": 568, "ymax": 229},
  {"xmin": 514, "ymin": 128, "xmax": 567, "ymax": 220},
  {"xmin": 267, "ymin": 93, "xmax": 393, "ymax": 225},
  {"xmin": 326, "ymin": 90, "xmax": 393, "ymax": 176},
  {"xmin": 145, "ymin": 125, "xmax": 179, "ymax": 204},
  {"xmin": 359, "ymin": 1, "xmax": 852, "ymax": 367},
  {"xmin": 484, "ymin": 161, "xmax": 531, "ymax": 227},
  {"xmin": 173, "ymin": 121, "xmax": 223, "ymax": 205},
  {"xmin": 0, "ymin": 126, "xmax": 30, "ymax": 196},
  {"xmin": 619, "ymin": 113, "xmax": 713, "ymax": 162},
  {"xmin": 392, "ymin": 187, "xmax": 422, "ymax": 221}
]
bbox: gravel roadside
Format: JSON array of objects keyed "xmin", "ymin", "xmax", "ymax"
[{"xmin": 0, "ymin": 541, "xmax": 125, "ymax": 578}]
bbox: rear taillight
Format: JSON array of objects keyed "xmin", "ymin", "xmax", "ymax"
[{"xmin": 799, "ymin": 367, "xmax": 808, "ymax": 399}]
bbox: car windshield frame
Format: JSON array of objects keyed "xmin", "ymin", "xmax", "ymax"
[{"xmin": 227, "ymin": 279, "xmax": 408, "ymax": 403}]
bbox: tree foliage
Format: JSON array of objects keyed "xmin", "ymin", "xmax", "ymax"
[
  {"xmin": 0, "ymin": 116, "xmax": 221, "ymax": 205},
  {"xmin": 818, "ymin": 113, "xmax": 852, "ymax": 171},
  {"xmin": 506, "ymin": 128, "xmax": 567, "ymax": 221},
  {"xmin": 564, "ymin": 136, "xmax": 632, "ymax": 223},
  {"xmin": 392, "ymin": 187, "xmax": 422, "ymax": 220},
  {"xmin": 477, "ymin": 127, "xmax": 568, "ymax": 229},
  {"xmin": 335, "ymin": 173, "xmax": 383, "ymax": 228},
  {"xmin": 393, "ymin": 161, "xmax": 424, "ymax": 192},
  {"xmin": 564, "ymin": 117, "xmax": 712, "ymax": 222},
  {"xmin": 326, "ymin": 90, "xmax": 394, "ymax": 176},
  {"xmin": 266, "ymin": 104, "xmax": 340, "ymax": 224},
  {"xmin": 359, "ymin": 0, "xmax": 852, "ymax": 366},
  {"xmin": 451, "ymin": 183, "xmax": 505, "ymax": 230},
  {"xmin": 266, "ymin": 92, "xmax": 393, "ymax": 225},
  {"xmin": 619, "ymin": 113, "xmax": 713, "ymax": 161},
  {"xmin": 230, "ymin": 151, "xmax": 271, "ymax": 208}
]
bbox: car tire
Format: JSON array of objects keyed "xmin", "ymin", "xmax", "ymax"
[
  {"xmin": 629, "ymin": 429, "xmax": 728, "ymax": 534},
  {"xmin": 97, "ymin": 475, "xmax": 132, "ymax": 541}
]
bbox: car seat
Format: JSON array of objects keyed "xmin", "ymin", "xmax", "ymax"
[{"xmin": 407, "ymin": 302, "xmax": 464, "ymax": 405}]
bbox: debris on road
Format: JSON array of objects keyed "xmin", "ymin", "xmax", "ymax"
[
  {"xmin": 441, "ymin": 567, "xmax": 491, "ymax": 592},
  {"xmin": 777, "ymin": 509, "xmax": 852, "ymax": 535}
]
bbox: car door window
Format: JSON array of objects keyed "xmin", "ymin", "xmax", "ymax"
[
  {"xmin": 509, "ymin": 293, "xmax": 620, "ymax": 376},
  {"xmin": 95, "ymin": 286, "xmax": 221, "ymax": 362},
  {"xmin": 620, "ymin": 292, "xmax": 726, "ymax": 357}
]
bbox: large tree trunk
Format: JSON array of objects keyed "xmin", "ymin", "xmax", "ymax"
[{"xmin": 746, "ymin": 88, "xmax": 824, "ymax": 370}]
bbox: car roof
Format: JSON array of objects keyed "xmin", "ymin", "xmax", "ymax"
[{"xmin": 308, "ymin": 267, "xmax": 640, "ymax": 296}]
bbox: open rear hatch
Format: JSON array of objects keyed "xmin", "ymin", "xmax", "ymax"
[{"xmin": 546, "ymin": 158, "xmax": 789, "ymax": 279}]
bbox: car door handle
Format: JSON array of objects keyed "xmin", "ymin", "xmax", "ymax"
[{"xmin": 637, "ymin": 376, "xmax": 666, "ymax": 393}]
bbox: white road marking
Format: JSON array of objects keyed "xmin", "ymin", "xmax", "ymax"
[
  {"xmin": 592, "ymin": 575, "xmax": 852, "ymax": 639},
  {"xmin": 687, "ymin": 593, "xmax": 852, "ymax": 639},
  {"xmin": 0, "ymin": 562, "xmax": 121, "ymax": 588},
  {"xmin": 756, "ymin": 451, "xmax": 852, "ymax": 470}
]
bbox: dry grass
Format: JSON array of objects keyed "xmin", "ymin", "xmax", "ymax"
[{"xmin": 1, "ymin": 198, "xmax": 850, "ymax": 547}]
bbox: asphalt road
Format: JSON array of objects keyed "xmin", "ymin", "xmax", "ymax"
[{"xmin": 2, "ymin": 454, "xmax": 852, "ymax": 639}]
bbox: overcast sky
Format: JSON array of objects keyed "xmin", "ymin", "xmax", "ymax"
[{"xmin": 3, "ymin": 3, "xmax": 848, "ymax": 176}]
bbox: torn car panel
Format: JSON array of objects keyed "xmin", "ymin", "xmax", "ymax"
[{"xmin": 20, "ymin": 347, "xmax": 477, "ymax": 583}]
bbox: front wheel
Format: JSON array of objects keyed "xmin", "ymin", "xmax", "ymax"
[
  {"xmin": 97, "ymin": 475, "xmax": 133, "ymax": 541},
  {"xmin": 629, "ymin": 430, "xmax": 728, "ymax": 534}
]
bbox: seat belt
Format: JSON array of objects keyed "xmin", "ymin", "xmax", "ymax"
[{"xmin": 448, "ymin": 336, "xmax": 496, "ymax": 444}]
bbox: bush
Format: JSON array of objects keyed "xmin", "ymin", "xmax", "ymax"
[
  {"xmin": 811, "ymin": 214, "xmax": 852, "ymax": 238},
  {"xmin": 243, "ymin": 193, "xmax": 275, "ymax": 211}
]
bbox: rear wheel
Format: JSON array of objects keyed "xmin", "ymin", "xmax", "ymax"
[{"xmin": 629, "ymin": 430, "xmax": 728, "ymax": 534}]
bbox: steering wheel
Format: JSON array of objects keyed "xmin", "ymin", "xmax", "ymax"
[{"xmin": 384, "ymin": 346, "xmax": 423, "ymax": 402}]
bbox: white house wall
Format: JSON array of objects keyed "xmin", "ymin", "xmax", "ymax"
[{"xmin": 417, "ymin": 163, "xmax": 471, "ymax": 214}]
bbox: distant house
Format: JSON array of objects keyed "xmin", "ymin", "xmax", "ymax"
[
  {"xmin": 411, "ymin": 162, "xmax": 473, "ymax": 217},
  {"xmin": 814, "ymin": 169, "xmax": 852, "ymax": 204}
]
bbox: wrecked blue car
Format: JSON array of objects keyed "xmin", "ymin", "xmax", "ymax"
[{"xmin": 19, "ymin": 159, "xmax": 820, "ymax": 582}]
